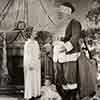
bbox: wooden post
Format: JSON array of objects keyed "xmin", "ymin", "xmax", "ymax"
[
  {"xmin": 1, "ymin": 32, "xmax": 9, "ymax": 86},
  {"xmin": 2, "ymin": 32, "xmax": 8, "ymax": 75},
  {"xmin": 24, "ymin": 0, "xmax": 28, "ymax": 26}
]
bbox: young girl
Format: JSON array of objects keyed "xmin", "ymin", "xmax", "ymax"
[
  {"xmin": 40, "ymin": 77, "xmax": 62, "ymax": 100},
  {"xmin": 35, "ymin": 31, "xmax": 54, "ymax": 84}
]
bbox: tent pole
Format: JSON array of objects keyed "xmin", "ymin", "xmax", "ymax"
[
  {"xmin": 1, "ymin": 32, "xmax": 9, "ymax": 86},
  {"xmin": 24, "ymin": 0, "xmax": 29, "ymax": 26}
]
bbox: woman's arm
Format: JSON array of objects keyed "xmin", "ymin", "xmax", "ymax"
[{"xmin": 64, "ymin": 20, "xmax": 82, "ymax": 52}]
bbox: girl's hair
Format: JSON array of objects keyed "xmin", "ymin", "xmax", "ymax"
[
  {"xmin": 35, "ymin": 31, "xmax": 52, "ymax": 44},
  {"xmin": 44, "ymin": 76, "xmax": 53, "ymax": 84}
]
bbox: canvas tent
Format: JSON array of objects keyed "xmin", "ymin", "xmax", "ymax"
[
  {"xmin": 0, "ymin": 0, "xmax": 86, "ymax": 40},
  {"xmin": 0, "ymin": 0, "xmax": 62, "ymax": 38}
]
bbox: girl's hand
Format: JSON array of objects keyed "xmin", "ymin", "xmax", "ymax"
[{"xmin": 43, "ymin": 43, "xmax": 52, "ymax": 53}]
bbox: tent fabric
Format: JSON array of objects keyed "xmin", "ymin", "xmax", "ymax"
[
  {"xmin": 0, "ymin": 0, "xmax": 94, "ymax": 39},
  {"xmin": 0, "ymin": 0, "xmax": 78, "ymax": 38}
]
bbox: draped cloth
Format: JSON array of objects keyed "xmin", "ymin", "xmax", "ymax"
[
  {"xmin": 41, "ymin": 44, "xmax": 54, "ymax": 83},
  {"xmin": 36, "ymin": 31, "xmax": 54, "ymax": 84},
  {"xmin": 24, "ymin": 39, "xmax": 41, "ymax": 99},
  {"xmin": 78, "ymin": 52, "xmax": 97, "ymax": 98}
]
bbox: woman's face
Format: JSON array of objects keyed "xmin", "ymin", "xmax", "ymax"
[
  {"xmin": 54, "ymin": 5, "xmax": 72, "ymax": 25},
  {"xmin": 59, "ymin": 6, "xmax": 72, "ymax": 15},
  {"xmin": 57, "ymin": 6, "xmax": 72, "ymax": 20}
]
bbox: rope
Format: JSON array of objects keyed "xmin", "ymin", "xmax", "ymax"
[
  {"xmin": 0, "ymin": 0, "xmax": 27, "ymax": 44},
  {"xmin": 0, "ymin": 31, "xmax": 26, "ymax": 44},
  {"xmin": 7, "ymin": 32, "xmax": 20, "ymax": 44},
  {"xmin": 24, "ymin": 0, "xmax": 29, "ymax": 26},
  {"xmin": 15, "ymin": 0, "xmax": 20, "ymax": 24},
  {"xmin": 21, "ymin": 31, "xmax": 27, "ymax": 41},
  {"xmin": 26, "ymin": 0, "xmax": 29, "ymax": 26},
  {"xmin": 0, "ymin": 0, "xmax": 14, "ymax": 25},
  {"xmin": 0, "ymin": 32, "xmax": 19, "ymax": 45},
  {"xmin": 24, "ymin": 0, "xmax": 25, "ymax": 22},
  {"xmin": 0, "ymin": 0, "xmax": 11, "ymax": 17},
  {"xmin": 39, "ymin": 0, "xmax": 56, "ymax": 25}
]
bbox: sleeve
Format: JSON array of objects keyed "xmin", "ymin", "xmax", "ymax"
[
  {"xmin": 64, "ymin": 20, "xmax": 82, "ymax": 52},
  {"xmin": 24, "ymin": 40, "xmax": 40, "ymax": 69},
  {"xmin": 23, "ymin": 41, "xmax": 29, "ymax": 69}
]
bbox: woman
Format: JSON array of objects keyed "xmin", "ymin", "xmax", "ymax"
[
  {"xmin": 24, "ymin": 27, "xmax": 41, "ymax": 100},
  {"xmin": 53, "ymin": 2, "xmax": 82, "ymax": 100}
]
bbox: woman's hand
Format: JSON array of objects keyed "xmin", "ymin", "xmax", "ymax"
[{"xmin": 59, "ymin": 45, "xmax": 66, "ymax": 53}]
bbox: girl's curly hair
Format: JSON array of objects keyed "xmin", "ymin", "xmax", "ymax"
[{"xmin": 35, "ymin": 31, "xmax": 52, "ymax": 44}]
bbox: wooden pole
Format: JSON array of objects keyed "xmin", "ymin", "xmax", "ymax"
[
  {"xmin": 0, "ymin": 32, "xmax": 9, "ymax": 86},
  {"xmin": 2, "ymin": 32, "xmax": 8, "ymax": 77},
  {"xmin": 24, "ymin": 0, "xmax": 28, "ymax": 26}
]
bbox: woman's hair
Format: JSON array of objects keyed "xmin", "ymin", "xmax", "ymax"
[{"xmin": 60, "ymin": 2, "xmax": 75, "ymax": 13}]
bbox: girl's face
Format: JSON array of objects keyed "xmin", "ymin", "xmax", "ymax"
[
  {"xmin": 45, "ymin": 37, "xmax": 52, "ymax": 44},
  {"xmin": 44, "ymin": 79, "xmax": 51, "ymax": 86}
]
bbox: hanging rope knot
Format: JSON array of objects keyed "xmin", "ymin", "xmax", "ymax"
[
  {"xmin": 14, "ymin": 20, "xmax": 26, "ymax": 30},
  {"xmin": 24, "ymin": 26, "xmax": 34, "ymax": 39}
]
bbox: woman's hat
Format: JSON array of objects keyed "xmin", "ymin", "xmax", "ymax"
[{"xmin": 60, "ymin": 2, "xmax": 75, "ymax": 13}]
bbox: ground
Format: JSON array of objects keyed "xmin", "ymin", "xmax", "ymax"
[{"xmin": 0, "ymin": 95, "xmax": 24, "ymax": 100}]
